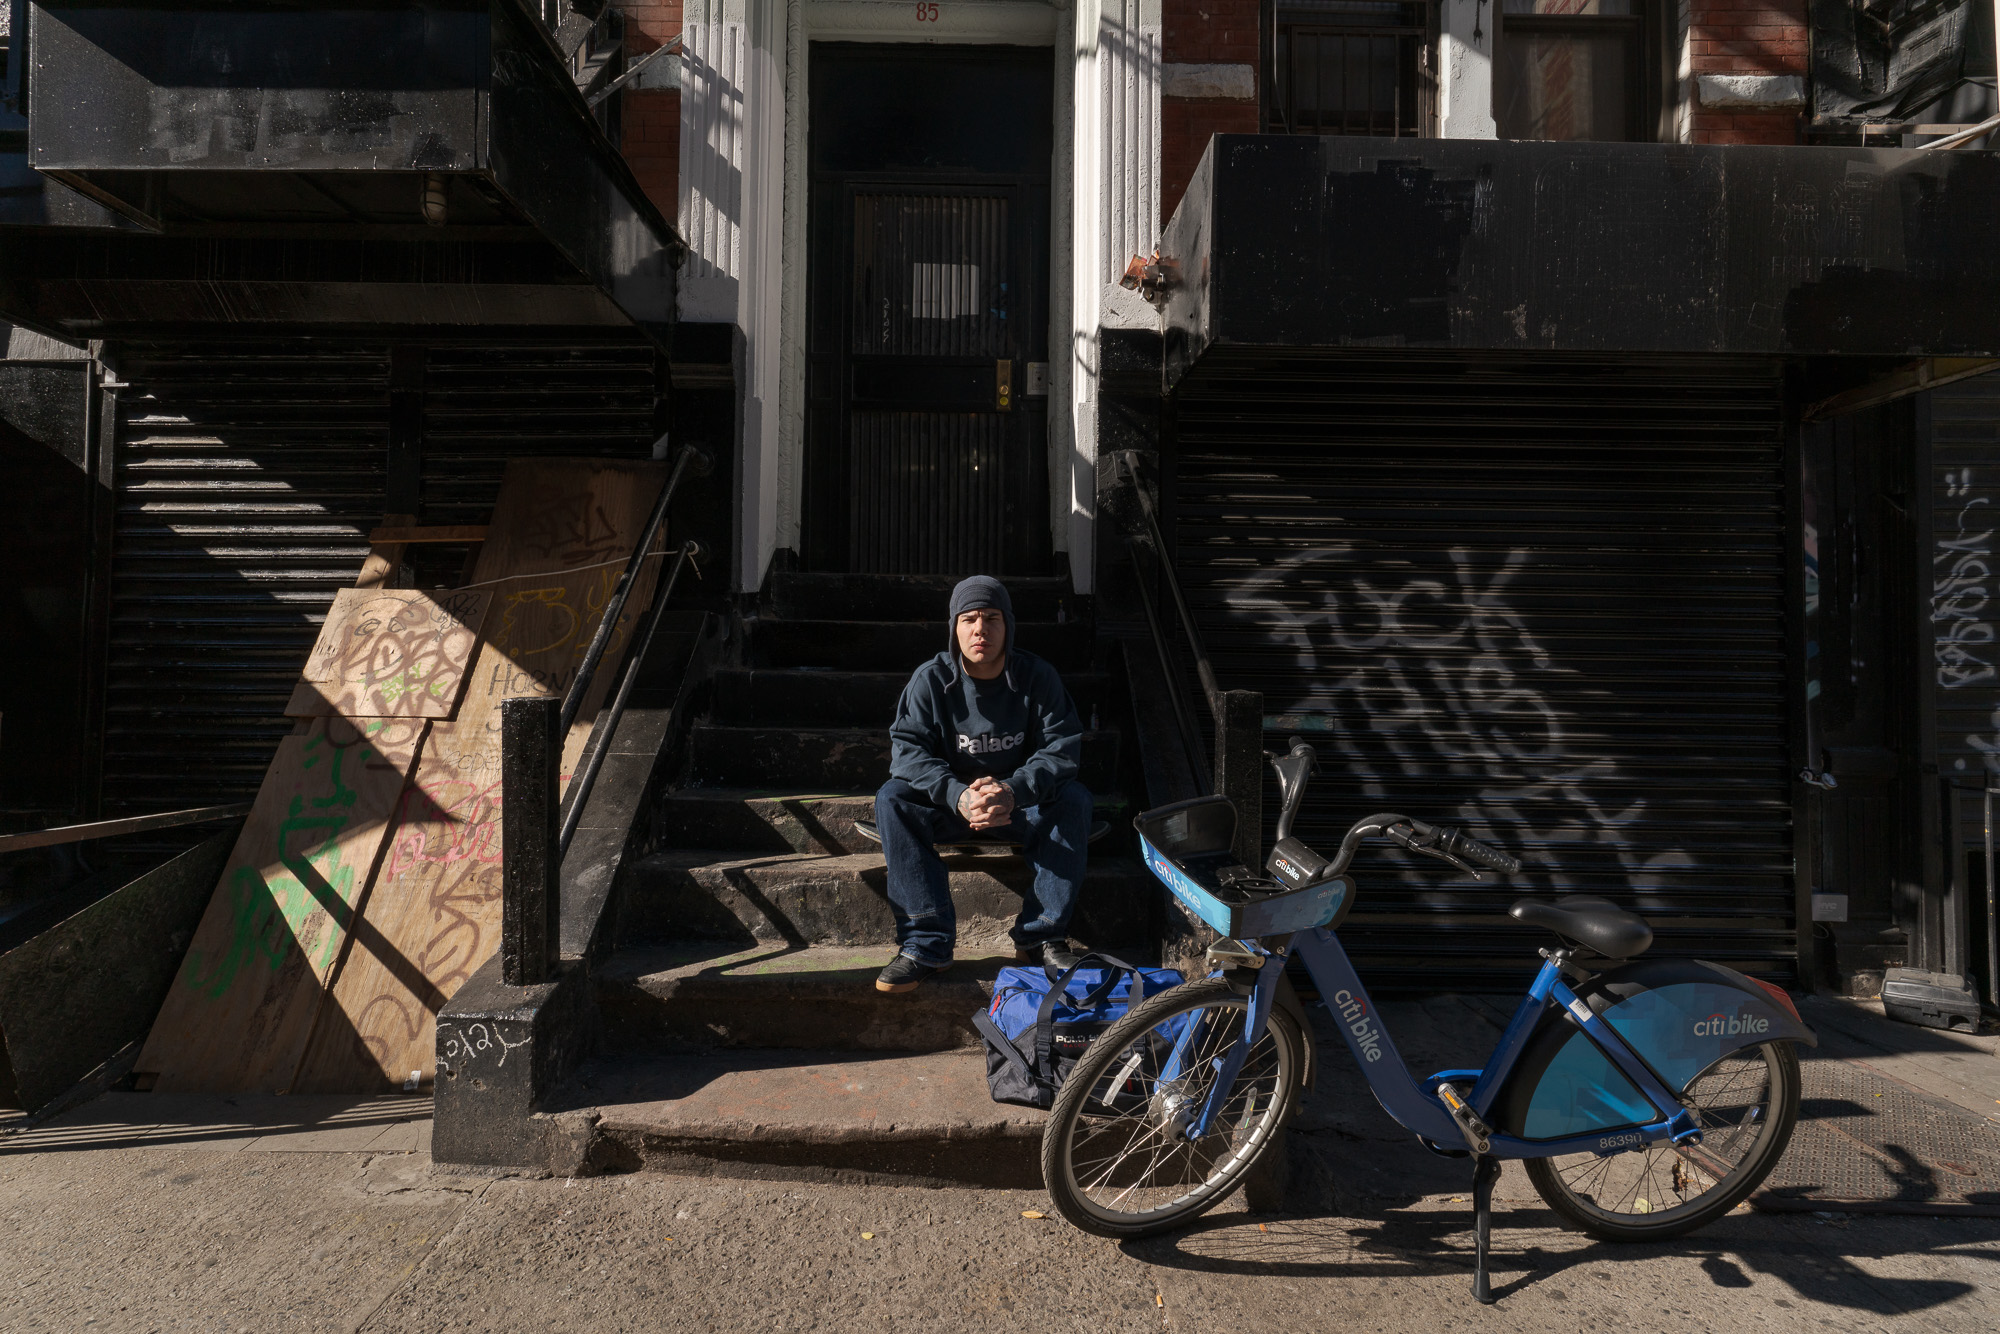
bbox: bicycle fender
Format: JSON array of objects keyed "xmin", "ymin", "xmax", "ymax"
[{"xmin": 1492, "ymin": 958, "xmax": 1814, "ymax": 1142}]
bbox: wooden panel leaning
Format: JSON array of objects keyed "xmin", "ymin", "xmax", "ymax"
[
  {"xmin": 132, "ymin": 716, "xmax": 426, "ymax": 1093},
  {"xmin": 290, "ymin": 458, "xmax": 671, "ymax": 1094},
  {"xmin": 284, "ymin": 587, "xmax": 491, "ymax": 720}
]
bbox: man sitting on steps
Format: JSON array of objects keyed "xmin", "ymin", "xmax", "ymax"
[{"xmin": 871, "ymin": 575, "xmax": 1090, "ymax": 994}]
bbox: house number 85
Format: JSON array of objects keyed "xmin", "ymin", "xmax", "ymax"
[{"xmin": 915, "ymin": 2, "xmax": 939, "ymax": 19}]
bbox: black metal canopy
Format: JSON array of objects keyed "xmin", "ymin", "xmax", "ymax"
[
  {"xmin": 2, "ymin": 0, "xmax": 680, "ymax": 343},
  {"xmin": 1161, "ymin": 134, "xmax": 2000, "ymax": 390}
]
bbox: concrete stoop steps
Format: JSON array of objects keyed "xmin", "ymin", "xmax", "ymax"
[
  {"xmin": 615, "ymin": 848, "xmax": 1154, "ymax": 951},
  {"xmin": 558, "ymin": 570, "xmax": 1150, "ymax": 1186},
  {"xmin": 594, "ymin": 943, "xmax": 1014, "ymax": 1052},
  {"xmin": 656, "ymin": 787, "xmax": 1131, "ymax": 856},
  {"xmin": 563, "ymin": 1049, "xmax": 1044, "ymax": 1188}
]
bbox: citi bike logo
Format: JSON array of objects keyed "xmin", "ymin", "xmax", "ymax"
[
  {"xmin": 1333, "ymin": 990, "xmax": 1385, "ymax": 1063},
  {"xmin": 1692, "ymin": 1011, "xmax": 1770, "ymax": 1039}
]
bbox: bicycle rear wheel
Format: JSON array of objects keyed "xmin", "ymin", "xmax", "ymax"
[
  {"xmin": 1041, "ymin": 976, "xmax": 1306, "ymax": 1239},
  {"xmin": 1524, "ymin": 1040, "xmax": 1801, "ymax": 1241}
]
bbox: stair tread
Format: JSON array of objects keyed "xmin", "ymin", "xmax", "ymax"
[
  {"xmin": 690, "ymin": 723, "xmax": 1121, "ymax": 740},
  {"xmin": 602, "ymin": 941, "xmax": 1018, "ymax": 991},
  {"xmin": 567, "ymin": 1048, "xmax": 1044, "ymax": 1143},
  {"xmin": 660, "ymin": 786, "xmax": 1132, "ymax": 804},
  {"xmin": 716, "ymin": 666, "xmax": 1110, "ymax": 679},
  {"xmin": 633, "ymin": 848, "xmax": 1150, "ymax": 876}
]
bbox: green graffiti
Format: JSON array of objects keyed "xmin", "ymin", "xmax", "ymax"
[{"xmin": 178, "ymin": 737, "xmax": 373, "ymax": 1000}]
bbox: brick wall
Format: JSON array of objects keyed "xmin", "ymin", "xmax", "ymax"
[
  {"xmin": 1686, "ymin": 0, "xmax": 1807, "ymax": 144},
  {"xmin": 619, "ymin": 1, "xmax": 683, "ymax": 219},
  {"xmin": 1161, "ymin": 0, "xmax": 1261, "ymax": 224}
]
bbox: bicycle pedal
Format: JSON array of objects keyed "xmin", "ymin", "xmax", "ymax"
[{"xmin": 1436, "ymin": 1081, "xmax": 1494, "ymax": 1156}]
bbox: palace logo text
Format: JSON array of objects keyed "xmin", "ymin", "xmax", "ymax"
[{"xmin": 957, "ymin": 731, "xmax": 1025, "ymax": 755}]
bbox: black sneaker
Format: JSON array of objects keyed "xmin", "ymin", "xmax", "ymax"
[
  {"xmin": 1016, "ymin": 941, "xmax": 1081, "ymax": 973},
  {"xmin": 875, "ymin": 954, "xmax": 950, "ymax": 993}
]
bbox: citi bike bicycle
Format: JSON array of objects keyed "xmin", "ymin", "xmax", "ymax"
[{"xmin": 1039, "ymin": 739, "xmax": 1813, "ymax": 1303}]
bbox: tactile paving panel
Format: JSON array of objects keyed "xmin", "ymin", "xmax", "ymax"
[{"xmin": 1757, "ymin": 1054, "xmax": 2000, "ymax": 1211}]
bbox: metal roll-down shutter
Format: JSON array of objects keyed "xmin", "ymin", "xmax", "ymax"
[
  {"xmin": 420, "ymin": 342, "xmax": 657, "ymax": 524},
  {"xmin": 99, "ymin": 337, "xmax": 660, "ymax": 815},
  {"xmin": 1170, "ymin": 351, "xmax": 1794, "ymax": 989},
  {"xmin": 102, "ymin": 343, "xmax": 391, "ymax": 812}
]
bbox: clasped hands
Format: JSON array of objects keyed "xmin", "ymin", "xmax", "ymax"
[{"xmin": 957, "ymin": 777, "xmax": 1016, "ymax": 831}]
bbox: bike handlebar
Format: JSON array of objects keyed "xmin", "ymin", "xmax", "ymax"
[
  {"xmin": 1262, "ymin": 739, "xmax": 1522, "ymax": 881},
  {"xmin": 1317, "ymin": 811, "xmax": 1521, "ymax": 881},
  {"xmin": 1399, "ymin": 819, "xmax": 1522, "ymax": 876}
]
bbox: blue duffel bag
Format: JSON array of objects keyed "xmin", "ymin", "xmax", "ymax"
[{"xmin": 970, "ymin": 952, "xmax": 1184, "ymax": 1109}]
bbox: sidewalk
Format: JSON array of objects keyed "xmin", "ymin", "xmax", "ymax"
[{"xmin": 0, "ymin": 994, "xmax": 1995, "ymax": 1333}]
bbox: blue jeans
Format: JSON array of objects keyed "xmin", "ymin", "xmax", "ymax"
[{"xmin": 874, "ymin": 777, "xmax": 1091, "ymax": 967}]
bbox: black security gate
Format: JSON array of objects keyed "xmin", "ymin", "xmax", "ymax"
[
  {"xmin": 804, "ymin": 44, "xmax": 1053, "ymax": 576},
  {"xmin": 98, "ymin": 338, "xmax": 658, "ymax": 814},
  {"xmin": 1168, "ymin": 350, "xmax": 1798, "ymax": 988},
  {"xmin": 1929, "ymin": 371, "xmax": 2000, "ymax": 991}
]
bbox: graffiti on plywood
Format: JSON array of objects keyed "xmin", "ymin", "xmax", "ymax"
[{"xmin": 287, "ymin": 588, "xmax": 491, "ymax": 720}]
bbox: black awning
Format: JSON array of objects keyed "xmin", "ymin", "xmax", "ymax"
[
  {"xmin": 5, "ymin": 0, "xmax": 681, "ymax": 342},
  {"xmin": 1162, "ymin": 135, "xmax": 2000, "ymax": 389}
]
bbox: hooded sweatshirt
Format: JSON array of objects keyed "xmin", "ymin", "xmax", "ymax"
[{"xmin": 887, "ymin": 575, "xmax": 1083, "ymax": 812}]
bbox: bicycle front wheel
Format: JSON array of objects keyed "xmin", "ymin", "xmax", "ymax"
[
  {"xmin": 1524, "ymin": 1040, "xmax": 1801, "ymax": 1242},
  {"xmin": 1041, "ymin": 976, "xmax": 1306, "ymax": 1239}
]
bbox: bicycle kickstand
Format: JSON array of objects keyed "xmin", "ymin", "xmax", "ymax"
[{"xmin": 1470, "ymin": 1154, "xmax": 1500, "ymax": 1304}]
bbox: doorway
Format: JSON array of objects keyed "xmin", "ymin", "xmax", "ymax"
[{"xmin": 804, "ymin": 44, "xmax": 1054, "ymax": 575}]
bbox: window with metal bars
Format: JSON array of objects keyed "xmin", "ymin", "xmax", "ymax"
[{"xmin": 1266, "ymin": 1, "xmax": 1436, "ymax": 137}]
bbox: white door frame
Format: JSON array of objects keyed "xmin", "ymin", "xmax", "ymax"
[{"xmin": 681, "ymin": 0, "xmax": 1162, "ymax": 593}]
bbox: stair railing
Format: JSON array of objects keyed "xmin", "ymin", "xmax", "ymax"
[
  {"xmin": 502, "ymin": 443, "xmax": 710, "ymax": 985},
  {"xmin": 556, "ymin": 537, "xmax": 706, "ymax": 860},
  {"xmin": 1106, "ymin": 450, "xmax": 1265, "ymax": 866},
  {"xmin": 556, "ymin": 442, "xmax": 711, "ymax": 739}
]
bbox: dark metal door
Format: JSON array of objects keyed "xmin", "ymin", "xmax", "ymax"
[
  {"xmin": 1167, "ymin": 350, "xmax": 1797, "ymax": 989},
  {"xmin": 1926, "ymin": 372, "xmax": 2000, "ymax": 990},
  {"xmin": 1802, "ymin": 401, "xmax": 1925, "ymax": 988},
  {"xmin": 805, "ymin": 44, "xmax": 1052, "ymax": 576}
]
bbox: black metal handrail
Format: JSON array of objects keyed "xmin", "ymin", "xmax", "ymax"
[
  {"xmin": 1111, "ymin": 457, "xmax": 1211, "ymax": 791},
  {"xmin": 557, "ymin": 442, "xmax": 711, "ymax": 738},
  {"xmin": 0, "ymin": 803, "xmax": 250, "ymax": 854},
  {"xmin": 556, "ymin": 537, "xmax": 705, "ymax": 859},
  {"xmin": 1108, "ymin": 451, "xmax": 1267, "ymax": 865}
]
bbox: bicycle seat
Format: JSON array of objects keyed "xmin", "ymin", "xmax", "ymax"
[{"xmin": 1509, "ymin": 896, "xmax": 1652, "ymax": 959}]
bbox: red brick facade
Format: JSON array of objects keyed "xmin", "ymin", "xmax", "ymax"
[
  {"xmin": 620, "ymin": 1, "xmax": 682, "ymax": 220},
  {"xmin": 601, "ymin": 0, "xmax": 1811, "ymax": 245},
  {"xmin": 1686, "ymin": 0, "xmax": 1809, "ymax": 145},
  {"xmin": 1161, "ymin": 0, "xmax": 1261, "ymax": 224}
]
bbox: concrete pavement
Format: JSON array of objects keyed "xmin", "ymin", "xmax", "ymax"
[{"xmin": 0, "ymin": 993, "xmax": 1993, "ymax": 1332}]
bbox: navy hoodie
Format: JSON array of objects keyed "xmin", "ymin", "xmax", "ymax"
[{"xmin": 888, "ymin": 576, "xmax": 1083, "ymax": 812}]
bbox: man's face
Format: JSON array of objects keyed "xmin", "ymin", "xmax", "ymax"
[{"xmin": 955, "ymin": 607, "xmax": 1006, "ymax": 668}]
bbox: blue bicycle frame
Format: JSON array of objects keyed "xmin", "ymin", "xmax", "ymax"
[
  {"xmin": 1127, "ymin": 759, "xmax": 1812, "ymax": 1305},
  {"xmin": 1175, "ymin": 930, "xmax": 1694, "ymax": 1159}
]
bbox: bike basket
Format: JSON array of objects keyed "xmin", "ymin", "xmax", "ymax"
[{"xmin": 1134, "ymin": 796, "xmax": 1352, "ymax": 938}]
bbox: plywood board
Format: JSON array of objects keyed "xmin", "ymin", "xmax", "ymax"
[
  {"xmin": 285, "ymin": 587, "xmax": 490, "ymax": 719},
  {"xmin": 134, "ymin": 716, "xmax": 425, "ymax": 1094},
  {"xmin": 291, "ymin": 458, "xmax": 669, "ymax": 1093}
]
